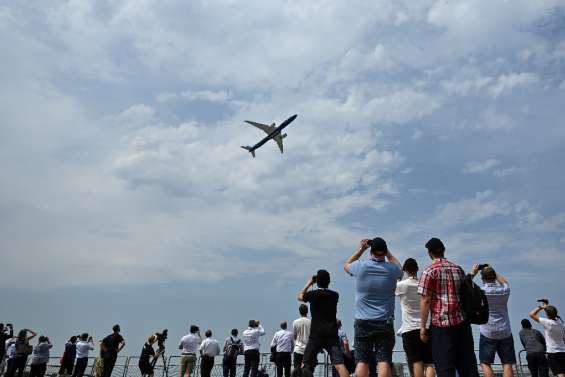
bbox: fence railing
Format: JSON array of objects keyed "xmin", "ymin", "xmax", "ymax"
[{"xmin": 11, "ymin": 350, "xmax": 537, "ymax": 377}]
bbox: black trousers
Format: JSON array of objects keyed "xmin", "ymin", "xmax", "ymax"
[
  {"xmin": 527, "ymin": 353, "xmax": 549, "ymax": 377},
  {"xmin": 275, "ymin": 352, "xmax": 291, "ymax": 377},
  {"xmin": 243, "ymin": 349, "xmax": 260, "ymax": 377},
  {"xmin": 430, "ymin": 322, "xmax": 479, "ymax": 377},
  {"xmin": 30, "ymin": 363, "xmax": 47, "ymax": 377},
  {"xmin": 72, "ymin": 357, "xmax": 89, "ymax": 377},
  {"xmin": 223, "ymin": 356, "xmax": 237, "ymax": 377},
  {"xmin": 13, "ymin": 356, "xmax": 28, "ymax": 377},
  {"xmin": 201, "ymin": 355, "xmax": 215, "ymax": 377},
  {"xmin": 293, "ymin": 353, "xmax": 303, "ymax": 368},
  {"xmin": 101, "ymin": 356, "xmax": 117, "ymax": 377}
]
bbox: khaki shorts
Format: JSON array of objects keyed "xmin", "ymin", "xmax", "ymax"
[{"xmin": 180, "ymin": 354, "xmax": 197, "ymax": 377}]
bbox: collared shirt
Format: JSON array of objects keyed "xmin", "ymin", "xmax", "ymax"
[
  {"xmin": 76, "ymin": 341, "xmax": 95, "ymax": 359},
  {"xmin": 270, "ymin": 330, "xmax": 293, "ymax": 353},
  {"xmin": 396, "ymin": 277, "xmax": 424, "ymax": 334},
  {"xmin": 199, "ymin": 338, "xmax": 220, "ymax": 357},
  {"xmin": 292, "ymin": 317, "xmax": 311, "ymax": 355},
  {"xmin": 242, "ymin": 325, "xmax": 265, "ymax": 351},
  {"xmin": 480, "ymin": 282, "xmax": 511, "ymax": 339},
  {"xmin": 179, "ymin": 333, "xmax": 201, "ymax": 354},
  {"xmin": 418, "ymin": 258, "xmax": 465, "ymax": 328},
  {"xmin": 348, "ymin": 258, "xmax": 402, "ymax": 321},
  {"xmin": 519, "ymin": 328, "xmax": 546, "ymax": 355}
]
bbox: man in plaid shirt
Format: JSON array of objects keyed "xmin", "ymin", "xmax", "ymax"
[{"xmin": 418, "ymin": 238, "xmax": 479, "ymax": 377}]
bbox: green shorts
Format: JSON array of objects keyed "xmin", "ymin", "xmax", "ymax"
[{"xmin": 180, "ymin": 354, "xmax": 197, "ymax": 377}]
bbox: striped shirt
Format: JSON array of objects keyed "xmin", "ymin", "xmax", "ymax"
[
  {"xmin": 418, "ymin": 258, "xmax": 465, "ymax": 327},
  {"xmin": 270, "ymin": 330, "xmax": 293, "ymax": 353}
]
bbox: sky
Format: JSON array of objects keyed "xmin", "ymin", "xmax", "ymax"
[{"xmin": 1, "ymin": 0, "xmax": 565, "ymax": 361}]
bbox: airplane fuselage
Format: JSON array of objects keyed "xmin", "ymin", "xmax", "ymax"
[{"xmin": 248, "ymin": 114, "xmax": 297, "ymax": 152}]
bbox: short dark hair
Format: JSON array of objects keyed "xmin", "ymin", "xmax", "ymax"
[
  {"xmin": 112, "ymin": 324, "xmax": 120, "ymax": 333},
  {"xmin": 70, "ymin": 336, "xmax": 78, "ymax": 343},
  {"xmin": 425, "ymin": 238, "xmax": 445, "ymax": 257},
  {"xmin": 248, "ymin": 320, "xmax": 256, "ymax": 328},
  {"xmin": 299, "ymin": 304, "xmax": 308, "ymax": 316},
  {"xmin": 403, "ymin": 258, "xmax": 418, "ymax": 275},
  {"xmin": 205, "ymin": 330, "xmax": 212, "ymax": 337},
  {"xmin": 80, "ymin": 333, "xmax": 89, "ymax": 341},
  {"xmin": 521, "ymin": 319, "xmax": 532, "ymax": 329},
  {"xmin": 370, "ymin": 237, "xmax": 388, "ymax": 256},
  {"xmin": 316, "ymin": 269, "xmax": 330, "ymax": 288},
  {"xmin": 280, "ymin": 321, "xmax": 287, "ymax": 330},
  {"xmin": 480, "ymin": 266, "xmax": 497, "ymax": 282},
  {"xmin": 231, "ymin": 328, "xmax": 238, "ymax": 336},
  {"xmin": 190, "ymin": 325, "xmax": 199, "ymax": 334}
]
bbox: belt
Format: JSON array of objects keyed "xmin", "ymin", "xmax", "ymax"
[{"xmin": 182, "ymin": 353, "xmax": 196, "ymax": 356}]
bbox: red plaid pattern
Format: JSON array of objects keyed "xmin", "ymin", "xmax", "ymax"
[{"xmin": 418, "ymin": 258, "xmax": 466, "ymax": 327}]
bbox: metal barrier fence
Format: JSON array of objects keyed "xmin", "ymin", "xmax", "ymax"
[{"xmin": 15, "ymin": 350, "xmax": 538, "ymax": 377}]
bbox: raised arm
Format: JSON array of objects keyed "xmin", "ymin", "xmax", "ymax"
[
  {"xmin": 344, "ymin": 239, "xmax": 369, "ymax": 273},
  {"xmin": 529, "ymin": 304, "xmax": 545, "ymax": 322},
  {"xmin": 496, "ymin": 272, "xmax": 509, "ymax": 285},
  {"xmin": 256, "ymin": 324, "xmax": 265, "ymax": 336},
  {"xmin": 386, "ymin": 250, "xmax": 401, "ymax": 268},
  {"xmin": 298, "ymin": 277, "xmax": 315, "ymax": 302},
  {"xmin": 26, "ymin": 329, "xmax": 37, "ymax": 341}
]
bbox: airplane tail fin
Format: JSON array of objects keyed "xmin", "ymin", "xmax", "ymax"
[{"xmin": 241, "ymin": 146, "xmax": 256, "ymax": 158}]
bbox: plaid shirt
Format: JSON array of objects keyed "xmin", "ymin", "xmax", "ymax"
[{"xmin": 418, "ymin": 258, "xmax": 466, "ymax": 327}]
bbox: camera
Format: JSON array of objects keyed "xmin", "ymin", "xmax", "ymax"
[
  {"xmin": 537, "ymin": 299, "xmax": 549, "ymax": 305},
  {"xmin": 156, "ymin": 329, "xmax": 168, "ymax": 351},
  {"xmin": 366, "ymin": 239, "xmax": 373, "ymax": 247},
  {"xmin": 477, "ymin": 264, "xmax": 489, "ymax": 270},
  {"xmin": 312, "ymin": 275, "xmax": 317, "ymax": 284}
]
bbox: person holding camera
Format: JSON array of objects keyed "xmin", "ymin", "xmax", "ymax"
[
  {"xmin": 0, "ymin": 323, "xmax": 14, "ymax": 374},
  {"xmin": 29, "ymin": 336, "xmax": 53, "ymax": 377},
  {"xmin": 519, "ymin": 319, "xmax": 549, "ymax": 377},
  {"xmin": 297, "ymin": 270, "xmax": 349, "ymax": 377},
  {"xmin": 100, "ymin": 325, "xmax": 125, "ymax": 377},
  {"xmin": 138, "ymin": 334, "xmax": 161, "ymax": 377},
  {"xmin": 179, "ymin": 325, "xmax": 201, "ymax": 377},
  {"xmin": 470, "ymin": 264, "xmax": 515, "ymax": 377},
  {"xmin": 395, "ymin": 258, "xmax": 435, "ymax": 377},
  {"xmin": 59, "ymin": 336, "xmax": 78, "ymax": 376},
  {"xmin": 72, "ymin": 334, "xmax": 95, "ymax": 377},
  {"xmin": 344, "ymin": 237, "xmax": 402, "ymax": 377},
  {"xmin": 223, "ymin": 329, "xmax": 243, "ymax": 377},
  {"xmin": 529, "ymin": 300, "xmax": 565, "ymax": 377},
  {"xmin": 242, "ymin": 320, "xmax": 266, "ymax": 377},
  {"xmin": 418, "ymin": 238, "xmax": 479, "ymax": 377},
  {"xmin": 8, "ymin": 328, "xmax": 37, "ymax": 377},
  {"xmin": 271, "ymin": 321, "xmax": 293, "ymax": 377},
  {"xmin": 199, "ymin": 330, "xmax": 221, "ymax": 377}
]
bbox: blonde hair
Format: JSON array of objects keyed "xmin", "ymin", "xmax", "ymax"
[{"xmin": 147, "ymin": 335, "xmax": 157, "ymax": 344}]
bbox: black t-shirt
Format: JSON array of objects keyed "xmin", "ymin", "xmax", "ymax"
[
  {"xmin": 0, "ymin": 331, "xmax": 13, "ymax": 354},
  {"xmin": 303, "ymin": 288, "xmax": 339, "ymax": 338},
  {"xmin": 64, "ymin": 342, "xmax": 77, "ymax": 361},
  {"xmin": 139, "ymin": 343, "xmax": 155, "ymax": 367},
  {"xmin": 102, "ymin": 333, "xmax": 124, "ymax": 359}
]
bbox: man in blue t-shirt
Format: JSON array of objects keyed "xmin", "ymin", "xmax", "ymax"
[{"xmin": 344, "ymin": 237, "xmax": 402, "ymax": 377}]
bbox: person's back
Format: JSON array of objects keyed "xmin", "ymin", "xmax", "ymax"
[
  {"xmin": 31, "ymin": 339, "xmax": 52, "ymax": 365},
  {"xmin": 520, "ymin": 319, "xmax": 549, "ymax": 377},
  {"xmin": 292, "ymin": 304, "xmax": 311, "ymax": 368},
  {"xmin": 520, "ymin": 327, "xmax": 546, "ymax": 355},
  {"xmin": 396, "ymin": 277, "xmax": 421, "ymax": 334},
  {"xmin": 480, "ymin": 280, "xmax": 511, "ymax": 340},
  {"xmin": 304, "ymin": 288, "xmax": 339, "ymax": 338}
]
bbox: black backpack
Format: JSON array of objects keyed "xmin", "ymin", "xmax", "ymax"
[
  {"xmin": 225, "ymin": 338, "xmax": 242, "ymax": 360},
  {"xmin": 459, "ymin": 274, "xmax": 489, "ymax": 325}
]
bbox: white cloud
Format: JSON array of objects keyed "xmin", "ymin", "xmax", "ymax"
[
  {"xmin": 489, "ymin": 72, "xmax": 539, "ymax": 98},
  {"xmin": 463, "ymin": 159, "xmax": 500, "ymax": 174},
  {"xmin": 157, "ymin": 90, "xmax": 232, "ymax": 104}
]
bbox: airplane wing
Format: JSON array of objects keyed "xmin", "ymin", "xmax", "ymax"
[
  {"xmin": 274, "ymin": 135, "xmax": 284, "ymax": 154},
  {"xmin": 244, "ymin": 120, "xmax": 276, "ymax": 135}
]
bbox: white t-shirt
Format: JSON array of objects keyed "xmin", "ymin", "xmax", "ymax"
[
  {"xmin": 76, "ymin": 341, "xmax": 95, "ymax": 359},
  {"xmin": 292, "ymin": 317, "xmax": 311, "ymax": 354},
  {"xmin": 179, "ymin": 333, "xmax": 201, "ymax": 354},
  {"xmin": 539, "ymin": 317, "xmax": 565, "ymax": 353},
  {"xmin": 395, "ymin": 277, "xmax": 423, "ymax": 334}
]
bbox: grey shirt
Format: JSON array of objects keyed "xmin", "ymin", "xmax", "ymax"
[
  {"xmin": 31, "ymin": 342, "xmax": 53, "ymax": 365},
  {"xmin": 519, "ymin": 328, "xmax": 546, "ymax": 354}
]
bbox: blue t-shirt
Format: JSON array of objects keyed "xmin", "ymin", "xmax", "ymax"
[{"xmin": 348, "ymin": 259, "xmax": 402, "ymax": 320}]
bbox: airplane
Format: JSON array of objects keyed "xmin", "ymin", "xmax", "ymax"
[{"xmin": 241, "ymin": 114, "xmax": 298, "ymax": 158}]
